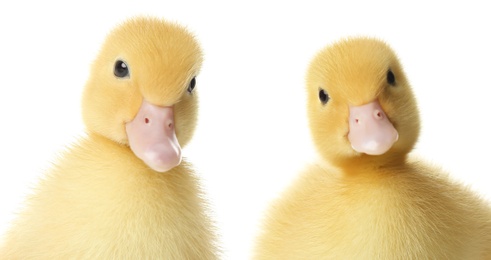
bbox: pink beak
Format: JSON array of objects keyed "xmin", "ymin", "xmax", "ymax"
[
  {"xmin": 348, "ymin": 100, "xmax": 399, "ymax": 155},
  {"xmin": 125, "ymin": 100, "xmax": 182, "ymax": 172}
]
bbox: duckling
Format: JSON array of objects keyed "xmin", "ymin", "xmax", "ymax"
[
  {"xmin": 254, "ymin": 37, "xmax": 491, "ymax": 259},
  {"xmin": 0, "ymin": 17, "xmax": 217, "ymax": 259}
]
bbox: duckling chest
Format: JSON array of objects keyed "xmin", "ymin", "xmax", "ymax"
[
  {"xmin": 270, "ymin": 169, "xmax": 473, "ymax": 258},
  {"xmin": 30, "ymin": 144, "xmax": 209, "ymax": 257}
]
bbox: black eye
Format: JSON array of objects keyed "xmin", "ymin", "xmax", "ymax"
[
  {"xmin": 319, "ymin": 89, "xmax": 329, "ymax": 104},
  {"xmin": 387, "ymin": 69, "xmax": 396, "ymax": 86},
  {"xmin": 187, "ymin": 77, "xmax": 196, "ymax": 93},
  {"xmin": 114, "ymin": 60, "xmax": 129, "ymax": 78}
]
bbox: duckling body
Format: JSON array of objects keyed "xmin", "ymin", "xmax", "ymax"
[
  {"xmin": 1, "ymin": 18, "xmax": 217, "ymax": 259},
  {"xmin": 255, "ymin": 38, "xmax": 491, "ymax": 259},
  {"xmin": 256, "ymin": 161, "xmax": 491, "ymax": 259},
  {"xmin": 2, "ymin": 135, "xmax": 215, "ymax": 259}
]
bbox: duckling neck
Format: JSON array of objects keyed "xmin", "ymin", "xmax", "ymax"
[
  {"xmin": 82, "ymin": 132, "xmax": 152, "ymax": 172},
  {"xmin": 333, "ymin": 153, "xmax": 409, "ymax": 175},
  {"xmin": 85, "ymin": 132, "xmax": 132, "ymax": 153}
]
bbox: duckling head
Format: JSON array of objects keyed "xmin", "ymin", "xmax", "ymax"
[
  {"xmin": 82, "ymin": 17, "xmax": 202, "ymax": 172},
  {"xmin": 306, "ymin": 38, "xmax": 420, "ymax": 166}
]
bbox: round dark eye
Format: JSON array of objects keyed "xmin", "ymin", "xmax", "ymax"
[
  {"xmin": 114, "ymin": 60, "xmax": 129, "ymax": 78},
  {"xmin": 187, "ymin": 77, "xmax": 196, "ymax": 93},
  {"xmin": 319, "ymin": 89, "xmax": 329, "ymax": 104},
  {"xmin": 387, "ymin": 69, "xmax": 395, "ymax": 86}
]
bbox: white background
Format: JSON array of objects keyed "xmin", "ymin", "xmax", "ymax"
[{"xmin": 1, "ymin": 1, "xmax": 490, "ymax": 259}]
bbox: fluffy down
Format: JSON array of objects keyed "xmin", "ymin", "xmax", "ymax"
[
  {"xmin": 254, "ymin": 38, "xmax": 491, "ymax": 259},
  {"xmin": 0, "ymin": 17, "xmax": 217, "ymax": 259}
]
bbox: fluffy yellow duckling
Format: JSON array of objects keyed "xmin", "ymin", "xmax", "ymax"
[
  {"xmin": 1, "ymin": 17, "xmax": 217, "ymax": 259},
  {"xmin": 254, "ymin": 38, "xmax": 491, "ymax": 259}
]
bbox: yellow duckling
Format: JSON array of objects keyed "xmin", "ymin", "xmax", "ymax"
[
  {"xmin": 254, "ymin": 37, "xmax": 491, "ymax": 259},
  {"xmin": 1, "ymin": 17, "xmax": 217, "ymax": 259}
]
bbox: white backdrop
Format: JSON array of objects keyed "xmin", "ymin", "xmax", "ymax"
[{"xmin": 1, "ymin": 1, "xmax": 490, "ymax": 259}]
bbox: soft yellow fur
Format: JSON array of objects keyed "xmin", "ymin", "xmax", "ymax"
[
  {"xmin": 1, "ymin": 17, "xmax": 217, "ymax": 259},
  {"xmin": 254, "ymin": 38, "xmax": 491, "ymax": 259}
]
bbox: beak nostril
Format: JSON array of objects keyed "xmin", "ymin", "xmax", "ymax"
[
  {"xmin": 168, "ymin": 123, "xmax": 173, "ymax": 128},
  {"xmin": 355, "ymin": 119, "xmax": 359, "ymax": 124},
  {"xmin": 375, "ymin": 111, "xmax": 382, "ymax": 119},
  {"xmin": 145, "ymin": 118, "xmax": 150, "ymax": 124}
]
